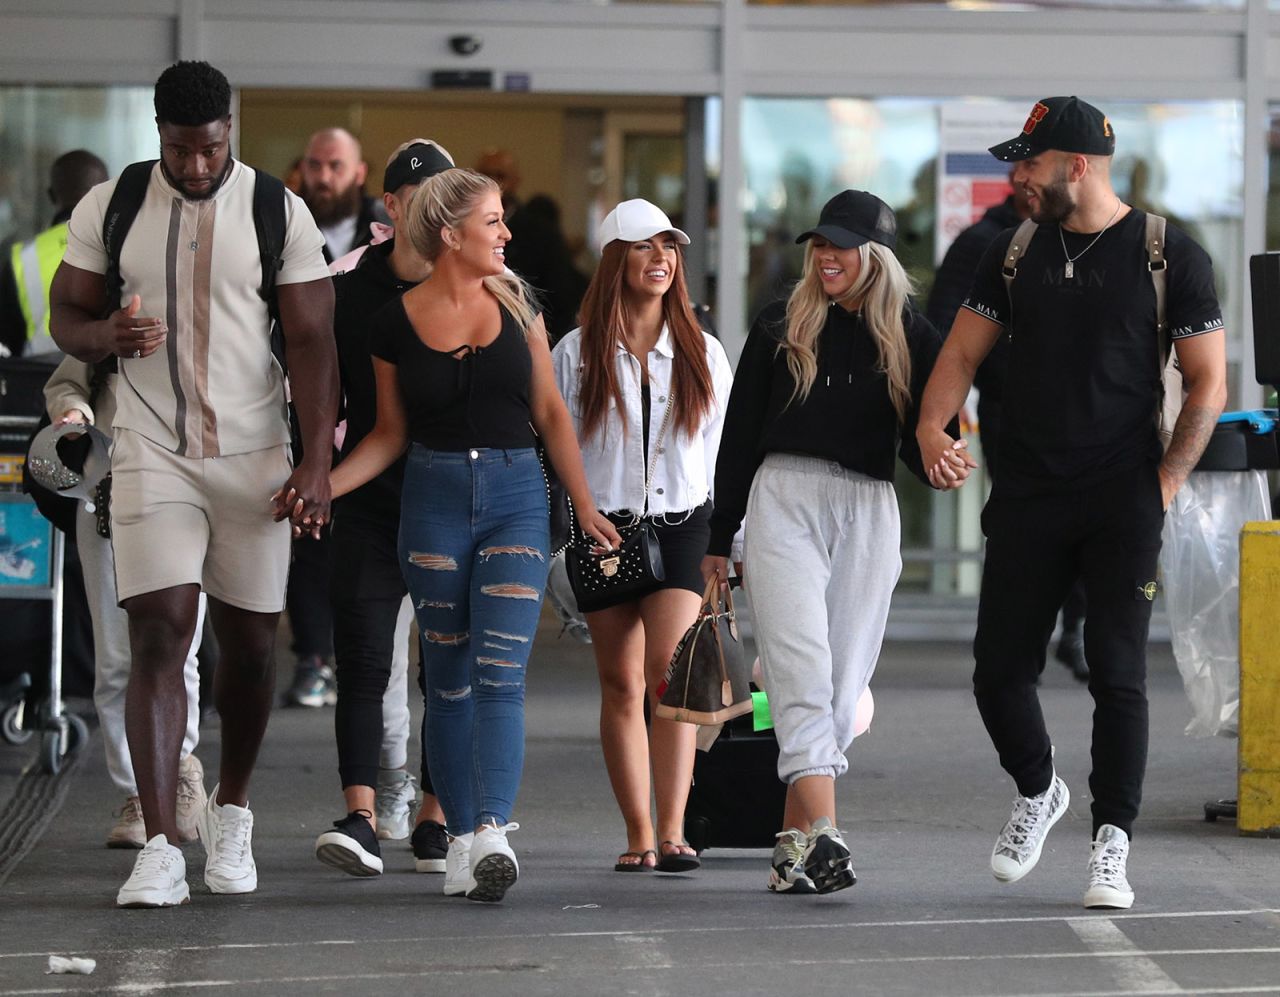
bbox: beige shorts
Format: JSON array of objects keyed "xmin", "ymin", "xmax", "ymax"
[{"xmin": 110, "ymin": 428, "xmax": 293, "ymax": 613}]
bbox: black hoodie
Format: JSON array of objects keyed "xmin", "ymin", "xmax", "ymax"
[{"xmin": 707, "ymin": 300, "xmax": 952, "ymax": 557}]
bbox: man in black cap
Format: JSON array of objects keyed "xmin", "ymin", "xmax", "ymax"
[
  {"xmin": 915, "ymin": 96, "xmax": 1227, "ymax": 909},
  {"xmin": 312, "ymin": 139, "xmax": 454, "ymax": 879}
]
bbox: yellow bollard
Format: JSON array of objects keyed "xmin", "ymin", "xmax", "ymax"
[{"xmin": 1238, "ymin": 521, "xmax": 1280, "ymax": 836}]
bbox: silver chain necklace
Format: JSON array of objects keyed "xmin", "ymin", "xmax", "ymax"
[{"xmin": 1059, "ymin": 199, "xmax": 1122, "ymax": 280}]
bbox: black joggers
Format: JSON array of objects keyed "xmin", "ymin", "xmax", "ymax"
[
  {"xmin": 973, "ymin": 462, "xmax": 1165, "ymax": 838},
  {"xmin": 330, "ymin": 506, "xmax": 433, "ymax": 795}
]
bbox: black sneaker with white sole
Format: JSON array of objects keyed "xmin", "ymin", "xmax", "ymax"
[
  {"xmin": 315, "ymin": 811, "xmax": 383, "ymax": 877},
  {"xmin": 411, "ymin": 819, "xmax": 448, "ymax": 873},
  {"xmin": 802, "ymin": 817, "xmax": 857, "ymax": 895}
]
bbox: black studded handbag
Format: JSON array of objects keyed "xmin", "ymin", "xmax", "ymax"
[
  {"xmin": 564, "ymin": 518, "xmax": 666, "ymax": 613},
  {"xmin": 564, "ymin": 390, "xmax": 672, "ymax": 613}
]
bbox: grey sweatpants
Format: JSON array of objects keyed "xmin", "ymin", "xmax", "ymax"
[{"xmin": 744, "ymin": 454, "xmax": 901, "ymax": 783}]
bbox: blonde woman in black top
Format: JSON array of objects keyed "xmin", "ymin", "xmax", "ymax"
[{"xmin": 704, "ymin": 191, "xmax": 950, "ymax": 895}]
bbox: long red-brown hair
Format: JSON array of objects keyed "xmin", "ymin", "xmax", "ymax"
[{"xmin": 574, "ymin": 237, "xmax": 714, "ymax": 443}]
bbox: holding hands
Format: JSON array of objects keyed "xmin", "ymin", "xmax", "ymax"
[{"xmin": 919, "ymin": 428, "xmax": 979, "ymax": 490}]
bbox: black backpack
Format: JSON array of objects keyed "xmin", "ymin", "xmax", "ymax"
[
  {"xmin": 104, "ymin": 160, "xmax": 288, "ymax": 354},
  {"xmin": 22, "ymin": 161, "xmax": 289, "ymax": 535}
]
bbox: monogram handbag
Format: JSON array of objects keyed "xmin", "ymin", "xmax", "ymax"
[
  {"xmin": 655, "ymin": 575, "xmax": 752, "ymax": 726},
  {"xmin": 564, "ymin": 390, "xmax": 673, "ymax": 613}
]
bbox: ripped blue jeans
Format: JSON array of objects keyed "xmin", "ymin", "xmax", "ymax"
[{"xmin": 399, "ymin": 446, "xmax": 550, "ymax": 835}]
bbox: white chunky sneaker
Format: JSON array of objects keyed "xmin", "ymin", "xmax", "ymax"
[
  {"xmin": 467, "ymin": 821, "xmax": 519, "ymax": 903},
  {"xmin": 197, "ymin": 785, "xmax": 257, "ymax": 895},
  {"xmin": 374, "ymin": 769, "xmax": 416, "ymax": 841},
  {"xmin": 106, "ymin": 795, "xmax": 147, "ymax": 849},
  {"xmin": 116, "ymin": 834, "xmax": 190, "ymax": 908},
  {"xmin": 768, "ymin": 828, "xmax": 817, "ymax": 895},
  {"xmin": 175, "ymin": 754, "xmax": 207, "ymax": 844},
  {"xmin": 1084, "ymin": 824, "xmax": 1135, "ymax": 909},
  {"xmin": 802, "ymin": 817, "xmax": 857, "ymax": 895},
  {"xmin": 443, "ymin": 832, "xmax": 474, "ymax": 897},
  {"xmin": 991, "ymin": 773, "xmax": 1070, "ymax": 883}
]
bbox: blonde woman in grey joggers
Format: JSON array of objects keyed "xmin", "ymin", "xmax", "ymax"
[{"xmin": 702, "ymin": 190, "xmax": 955, "ymax": 895}]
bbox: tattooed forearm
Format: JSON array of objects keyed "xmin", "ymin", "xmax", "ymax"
[{"xmin": 1160, "ymin": 402, "xmax": 1219, "ymax": 493}]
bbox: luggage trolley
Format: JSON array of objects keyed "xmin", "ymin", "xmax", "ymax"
[{"xmin": 0, "ymin": 412, "xmax": 89, "ymax": 772}]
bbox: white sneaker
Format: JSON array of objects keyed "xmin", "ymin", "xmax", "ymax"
[
  {"xmin": 991, "ymin": 773, "xmax": 1070, "ymax": 883},
  {"xmin": 374, "ymin": 769, "xmax": 416, "ymax": 841},
  {"xmin": 443, "ymin": 832, "xmax": 474, "ymax": 897},
  {"xmin": 116, "ymin": 834, "xmax": 190, "ymax": 908},
  {"xmin": 768, "ymin": 828, "xmax": 817, "ymax": 894},
  {"xmin": 1084, "ymin": 824, "xmax": 1135, "ymax": 909},
  {"xmin": 197, "ymin": 784, "xmax": 258, "ymax": 895},
  {"xmin": 467, "ymin": 821, "xmax": 519, "ymax": 903},
  {"xmin": 175, "ymin": 754, "xmax": 207, "ymax": 844},
  {"xmin": 106, "ymin": 795, "xmax": 147, "ymax": 849}
]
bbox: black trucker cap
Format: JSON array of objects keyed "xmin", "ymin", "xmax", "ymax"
[
  {"xmin": 989, "ymin": 96, "xmax": 1116, "ymax": 162},
  {"xmin": 795, "ymin": 190, "xmax": 897, "ymax": 252},
  {"xmin": 383, "ymin": 142, "xmax": 453, "ymax": 194}
]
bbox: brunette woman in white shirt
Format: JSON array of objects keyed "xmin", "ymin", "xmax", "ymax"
[{"xmin": 552, "ymin": 199, "xmax": 735, "ymax": 874}]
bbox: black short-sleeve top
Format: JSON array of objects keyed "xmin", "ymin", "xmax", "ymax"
[
  {"xmin": 960, "ymin": 209, "xmax": 1223, "ymax": 496},
  {"xmin": 369, "ymin": 298, "xmax": 536, "ymax": 451}
]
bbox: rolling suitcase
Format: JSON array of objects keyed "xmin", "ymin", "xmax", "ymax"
[{"xmin": 683, "ymin": 703, "xmax": 787, "ymax": 854}]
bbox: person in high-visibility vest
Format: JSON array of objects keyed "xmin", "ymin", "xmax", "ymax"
[{"xmin": 0, "ymin": 149, "xmax": 107, "ymax": 357}]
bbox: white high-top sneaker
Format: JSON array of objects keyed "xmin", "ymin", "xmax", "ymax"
[
  {"xmin": 175, "ymin": 754, "xmax": 207, "ymax": 844},
  {"xmin": 1084, "ymin": 824, "xmax": 1135, "ymax": 909},
  {"xmin": 374, "ymin": 769, "xmax": 416, "ymax": 841},
  {"xmin": 991, "ymin": 773, "xmax": 1070, "ymax": 883}
]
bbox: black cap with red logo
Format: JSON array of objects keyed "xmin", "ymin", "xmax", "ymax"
[{"xmin": 989, "ymin": 96, "xmax": 1116, "ymax": 162}]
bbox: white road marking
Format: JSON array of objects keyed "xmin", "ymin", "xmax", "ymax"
[
  {"xmin": 1068, "ymin": 918, "xmax": 1184, "ymax": 993},
  {"xmin": 2, "ymin": 906, "xmax": 1276, "ymax": 959}
]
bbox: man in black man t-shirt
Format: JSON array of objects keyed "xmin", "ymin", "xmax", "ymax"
[{"xmin": 915, "ymin": 96, "xmax": 1227, "ymax": 911}]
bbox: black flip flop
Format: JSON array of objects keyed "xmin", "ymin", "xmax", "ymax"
[
  {"xmin": 655, "ymin": 841, "xmax": 701, "ymax": 873},
  {"xmin": 614, "ymin": 849, "xmax": 657, "ymax": 872}
]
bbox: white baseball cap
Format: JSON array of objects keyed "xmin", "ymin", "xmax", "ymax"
[{"xmin": 598, "ymin": 198, "xmax": 690, "ymax": 247}]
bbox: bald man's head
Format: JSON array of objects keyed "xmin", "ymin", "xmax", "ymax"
[
  {"xmin": 49, "ymin": 149, "xmax": 108, "ymax": 214},
  {"xmin": 300, "ymin": 127, "xmax": 368, "ymax": 225}
]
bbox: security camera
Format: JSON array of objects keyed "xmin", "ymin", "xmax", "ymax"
[{"xmin": 449, "ymin": 35, "xmax": 482, "ymax": 57}]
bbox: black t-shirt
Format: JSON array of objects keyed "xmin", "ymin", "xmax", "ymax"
[
  {"xmin": 962, "ymin": 209, "xmax": 1223, "ymax": 496},
  {"xmin": 707, "ymin": 300, "xmax": 949, "ymax": 556},
  {"xmin": 369, "ymin": 299, "xmax": 535, "ymax": 451}
]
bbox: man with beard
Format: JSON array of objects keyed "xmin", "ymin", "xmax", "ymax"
[
  {"xmin": 300, "ymin": 128, "xmax": 382, "ymax": 263},
  {"xmin": 915, "ymin": 96, "xmax": 1226, "ymax": 910},
  {"xmin": 926, "ymin": 171, "xmax": 1091, "ymax": 684},
  {"xmin": 281, "ymin": 127, "xmax": 383, "ymax": 709},
  {"xmin": 49, "ymin": 60, "xmax": 336, "ymax": 908}
]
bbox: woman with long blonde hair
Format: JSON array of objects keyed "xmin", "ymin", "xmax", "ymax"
[
  {"xmin": 553, "ymin": 199, "xmax": 735, "ymax": 874},
  {"xmin": 329, "ymin": 167, "xmax": 620, "ymax": 903},
  {"xmin": 702, "ymin": 190, "xmax": 953, "ymax": 896}
]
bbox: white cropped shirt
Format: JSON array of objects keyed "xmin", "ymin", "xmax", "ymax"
[{"xmin": 552, "ymin": 324, "xmax": 740, "ymax": 556}]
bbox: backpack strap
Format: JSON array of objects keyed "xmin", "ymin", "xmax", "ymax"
[
  {"xmin": 1144, "ymin": 212, "xmax": 1181, "ymax": 449},
  {"xmin": 1146, "ymin": 212, "xmax": 1169, "ymax": 360},
  {"xmin": 101, "ymin": 160, "xmax": 157, "ymax": 318},
  {"xmin": 251, "ymin": 170, "xmax": 287, "ymax": 321},
  {"xmin": 250, "ymin": 169, "xmax": 289, "ymax": 373},
  {"xmin": 1001, "ymin": 218, "xmax": 1038, "ymax": 335}
]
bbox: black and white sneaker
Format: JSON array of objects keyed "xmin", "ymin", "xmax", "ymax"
[
  {"xmin": 803, "ymin": 817, "xmax": 857, "ymax": 895},
  {"xmin": 768, "ymin": 828, "xmax": 817, "ymax": 894},
  {"xmin": 991, "ymin": 773, "xmax": 1070, "ymax": 883},
  {"xmin": 315, "ymin": 811, "xmax": 383, "ymax": 877},
  {"xmin": 411, "ymin": 819, "xmax": 449, "ymax": 873}
]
